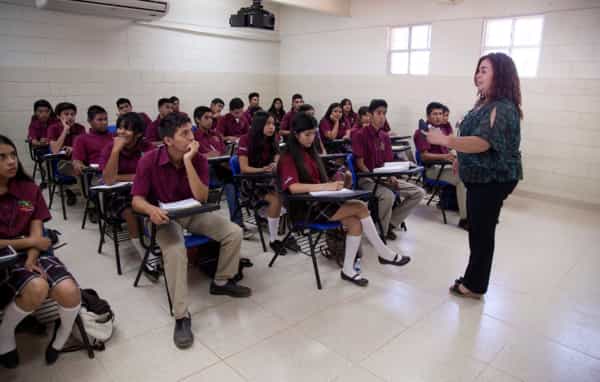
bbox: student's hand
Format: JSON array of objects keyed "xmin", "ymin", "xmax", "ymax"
[
  {"xmin": 60, "ymin": 116, "xmax": 71, "ymax": 131},
  {"xmin": 444, "ymin": 153, "xmax": 456, "ymax": 161},
  {"xmin": 388, "ymin": 176, "xmax": 400, "ymax": 188},
  {"xmin": 25, "ymin": 249, "xmax": 47, "ymax": 279},
  {"xmin": 73, "ymin": 161, "xmax": 85, "ymax": 176},
  {"xmin": 113, "ymin": 136, "xmax": 128, "ymax": 152},
  {"xmin": 324, "ymin": 181, "xmax": 344, "ymax": 191},
  {"xmin": 263, "ymin": 163, "xmax": 276, "ymax": 172},
  {"xmin": 64, "ymin": 146, "xmax": 73, "ymax": 155},
  {"xmin": 423, "ymin": 128, "xmax": 450, "ymax": 147},
  {"xmin": 30, "ymin": 236, "xmax": 52, "ymax": 251},
  {"xmin": 149, "ymin": 206, "xmax": 170, "ymax": 225},
  {"xmin": 183, "ymin": 140, "xmax": 200, "ymax": 162}
]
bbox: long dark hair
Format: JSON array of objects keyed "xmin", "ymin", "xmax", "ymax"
[
  {"xmin": 474, "ymin": 52, "xmax": 523, "ymax": 119},
  {"xmin": 322, "ymin": 102, "xmax": 342, "ymax": 125},
  {"xmin": 247, "ymin": 110, "xmax": 278, "ymax": 168},
  {"xmin": 0, "ymin": 135, "xmax": 32, "ymax": 182},
  {"xmin": 268, "ymin": 97, "xmax": 285, "ymax": 119},
  {"xmin": 32, "ymin": 99, "xmax": 55, "ymax": 122},
  {"xmin": 284, "ymin": 113, "xmax": 327, "ymax": 184},
  {"xmin": 340, "ymin": 98, "xmax": 355, "ymax": 116}
]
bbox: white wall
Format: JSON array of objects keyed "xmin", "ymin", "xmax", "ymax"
[
  {"xmin": 0, "ymin": 0, "xmax": 280, "ymax": 166},
  {"xmin": 278, "ymin": 0, "xmax": 600, "ymax": 205}
]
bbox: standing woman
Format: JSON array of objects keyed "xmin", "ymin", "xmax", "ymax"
[{"xmin": 424, "ymin": 52, "xmax": 523, "ymax": 298}]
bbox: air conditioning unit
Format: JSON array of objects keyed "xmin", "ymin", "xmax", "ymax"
[{"xmin": 34, "ymin": 0, "xmax": 169, "ymax": 21}]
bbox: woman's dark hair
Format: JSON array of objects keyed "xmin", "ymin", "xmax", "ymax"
[
  {"xmin": 268, "ymin": 98, "xmax": 285, "ymax": 118},
  {"xmin": 32, "ymin": 99, "xmax": 55, "ymax": 121},
  {"xmin": 0, "ymin": 135, "xmax": 32, "ymax": 182},
  {"xmin": 247, "ymin": 110, "xmax": 278, "ymax": 168},
  {"xmin": 116, "ymin": 112, "xmax": 146, "ymax": 139},
  {"xmin": 322, "ymin": 102, "xmax": 342, "ymax": 125},
  {"xmin": 284, "ymin": 113, "xmax": 327, "ymax": 184},
  {"xmin": 340, "ymin": 98, "xmax": 354, "ymax": 115},
  {"xmin": 474, "ymin": 52, "xmax": 523, "ymax": 119}
]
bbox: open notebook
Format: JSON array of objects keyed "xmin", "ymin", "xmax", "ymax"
[
  {"xmin": 373, "ymin": 161, "xmax": 412, "ymax": 173},
  {"xmin": 309, "ymin": 188, "xmax": 356, "ymax": 197},
  {"xmin": 159, "ymin": 198, "xmax": 202, "ymax": 214},
  {"xmin": 91, "ymin": 181, "xmax": 132, "ymax": 190}
]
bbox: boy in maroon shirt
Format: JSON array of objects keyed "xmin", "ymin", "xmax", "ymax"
[
  {"xmin": 414, "ymin": 102, "xmax": 467, "ymax": 228},
  {"xmin": 146, "ymin": 98, "xmax": 173, "ymax": 143},
  {"xmin": 132, "ymin": 112, "xmax": 251, "ymax": 349},
  {"xmin": 116, "ymin": 97, "xmax": 153, "ymax": 131},
  {"xmin": 210, "ymin": 98, "xmax": 225, "ymax": 130},
  {"xmin": 216, "ymin": 98, "xmax": 249, "ymax": 142},
  {"xmin": 350, "ymin": 106, "xmax": 371, "ymax": 139},
  {"xmin": 353, "ymin": 99, "xmax": 425, "ymax": 241},
  {"xmin": 48, "ymin": 102, "xmax": 86, "ymax": 156},
  {"xmin": 243, "ymin": 92, "xmax": 260, "ymax": 124},
  {"xmin": 279, "ymin": 93, "xmax": 304, "ymax": 137},
  {"xmin": 27, "ymin": 99, "xmax": 57, "ymax": 147},
  {"xmin": 72, "ymin": 105, "xmax": 113, "ymax": 176}
]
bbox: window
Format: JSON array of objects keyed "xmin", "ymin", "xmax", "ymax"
[
  {"xmin": 482, "ymin": 16, "xmax": 544, "ymax": 77},
  {"xmin": 389, "ymin": 24, "xmax": 431, "ymax": 75}
]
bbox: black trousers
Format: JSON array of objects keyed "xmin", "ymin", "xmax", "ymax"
[{"xmin": 462, "ymin": 180, "xmax": 518, "ymax": 294}]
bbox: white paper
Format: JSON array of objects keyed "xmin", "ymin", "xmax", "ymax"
[
  {"xmin": 374, "ymin": 162, "xmax": 411, "ymax": 173},
  {"xmin": 89, "ymin": 163, "xmax": 100, "ymax": 169},
  {"xmin": 309, "ymin": 188, "xmax": 356, "ymax": 197},
  {"xmin": 383, "ymin": 161, "xmax": 411, "ymax": 169},
  {"xmin": 91, "ymin": 181, "xmax": 132, "ymax": 190},
  {"xmin": 159, "ymin": 198, "xmax": 202, "ymax": 212}
]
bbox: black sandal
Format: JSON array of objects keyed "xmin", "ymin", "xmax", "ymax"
[
  {"xmin": 378, "ymin": 254, "xmax": 411, "ymax": 266},
  {"xmin": 449, "ymin": 283, "xmax": 481, "ymax": 300},
  {"xmin": 340, "ymin": 271, "xmax": 369, "ymax": 287}
]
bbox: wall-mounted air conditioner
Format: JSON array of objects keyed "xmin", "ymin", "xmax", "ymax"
[{"xmin": 35, "ymin": 0, "xmax": 169, "ymax": 21}]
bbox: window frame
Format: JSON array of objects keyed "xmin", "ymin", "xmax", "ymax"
[{"xmin": 388, "ymin": 23, "xmax": 432, "ymax": 76}]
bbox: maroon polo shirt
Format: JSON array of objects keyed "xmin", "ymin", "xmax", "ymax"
[
  {"xmin": 342, "ymin": 112, "xmax": 357, "ymax": 133},
  {"xmin": 132, "ymin": 145, "xmax": 209, "ymax": 205},
  {"xmin": 28, "ymin": 117, "xmax": 58, "ymax": 141},
  {"xmin": 413, "ymin": 123, "xmax": 452, "ymax": 156},
  {"xmin": 0, "ymin": 179, "xmax": 51, "ymax": 238},
  {"xmin": 278, "ymin": 151, "xmax": 322, "ymax": 192},
  {"xmin": 138, "ymin": 112, "xmax": 153, "ymax": 132},
  {"xmin": 99, "ymin": 139, "xmax": 154, "ymax": 175},
  {"xmin": 280, "ymin": 110, "xmax": 297, "ymax": 132},
  {"xmin": 242, "ymin": 109, "xmax": 252, "ymax": 125},
  {"xmin": 350, "ymin": 124, "xmax": 363, "ymax": 140},
  {"xmin": 352, "ymin": 125, "xmax": 393, "ymax": 171},
  {"xmin": 319, "ymin": 118, "xmax": 347, "ymax": 140},
  {"xmin": 211, "ymin": 116, "xmax": 221, "ymax": 131},
  {"xmin": 237, "ymin": 134, "xmax": 275, "ymax": 167},
  {"xmin": 72, "ymin": 130, "xmax": 114, "ymax": 165},
  {"xmin": 145, "ymin": 116, "xmax": 162, "ymax": 142},
  {"xmin": 47, "ymin": 122, "xmax": 86, "ymax": 148},
  {"xmin": 194, "ymin": 128, "xmax": 226, "ymax": 155},
  {"xmin": 217, "ymin": 113, "xmax": 249, "ymax": 138}
]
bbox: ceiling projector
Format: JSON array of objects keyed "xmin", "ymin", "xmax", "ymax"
[{"xmin": 229, "ymin": 0, "xmax": 275, "ymax": 30}]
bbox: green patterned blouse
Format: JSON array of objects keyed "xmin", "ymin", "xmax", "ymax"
[{"xmin": 458, "ymin": 98, "xmax": 523, "ymax": 184}]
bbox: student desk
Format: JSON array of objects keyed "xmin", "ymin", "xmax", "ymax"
[
  {"xmin": 356, "ymin": 165, "xmax": 424, "ymax": 241},
  {"xmin": 207, "ymin": 155, "xmax": 231, "ymax": 166}
]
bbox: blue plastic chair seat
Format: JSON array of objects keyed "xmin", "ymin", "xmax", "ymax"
[
  {"xmin": 294, "ymin": 221, "xmax": 342, "ymax": 231},
  {"xmin": 184, "ymin": 234, "xmax": 212, "ymax": 248}
]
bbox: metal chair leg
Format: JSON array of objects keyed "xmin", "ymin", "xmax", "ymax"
[
  {"xmin": 74, "ymin": 315, "xmax": 95, "ymax": 359},
  {"xmin": 254, "ymin": 207, "xmax": 268, "ymax": 252},
  {"xmin": 59, "ymin": 184, "xmax": 67, "ymax": 220},
  {"xmin": 113, "ymin": 224, "xmax": 122, "ymax": 275},
  {"xmin": 307, "ymin": 232, "xmax": 322, "ymax": 290},
  {"xmin": 81, "ymin": 198, "xmax": 90, "ymax": 229}
]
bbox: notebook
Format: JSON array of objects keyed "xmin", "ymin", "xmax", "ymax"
[{"xmin": 159, "ymin": 198, "xmax": 202, "ymax": 213}]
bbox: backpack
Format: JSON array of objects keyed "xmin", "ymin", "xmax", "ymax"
[
  {"xmin": 192, "ymin": 240, "xmax": 253, "ymax": 282},
  {"xmin": 321, "ymin": 228, "xmax": 362, "ymax": 268},
  {"xmin": 72, "ymin": 288, "xmax": 114, "ymax": 350}
]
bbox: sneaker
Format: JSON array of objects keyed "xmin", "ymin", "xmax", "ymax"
[
  {"xmin": 173, "ymin": 315, "xmax": 194, "ymax": 349},
  {"xmin": 0, "ymin": 349, "xmax": 19, "ymax": 369},
  {"xmin": 142, "ymin": 263, "xmax": 160, "ymax": 283},
  {"xmin": 210, "ymin": 280, "xmax": 252, "ymax": 297},
  {"xmin": 65, "ymin": 189, "xmax": 77, "ymax": 206},
  {"xmin": 269, "ymin": 240, "xmax": 287, "ymax": 255}
]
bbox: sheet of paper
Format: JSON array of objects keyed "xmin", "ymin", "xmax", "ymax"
[
  {"xmin": 159, "ymin": 198, "xmax": 202, "ymax": 212},
  {"xmin": 383, "ymin": 161, "xmax": 411, "ymax": 169},
  {"xmin": 309, "ymin": 188, "xmax": 356, "ymax": 197},
  {"xmin": 90, "ymin": 181, "xmax": 132, "ymax": 190}
]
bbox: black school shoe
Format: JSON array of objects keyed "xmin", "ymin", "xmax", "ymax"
[
  {"xmin": 45, "ymin": 320, "xmax": 60, "ymax": 365},
  {"xmin": 340, "ymin": 271, "xmax": 369, "ymax": 287},
  {"xmin": 210, "ymin": 280, "xmax": 252, "ymax": 297},
  {"xmin": 174, "ymin": 315, "xmax": 194, "ymax": 349},
  {"xmin": 378, "ymin": 254, "xmax": 411, "ymax": 267},
  {"xmin": 0, "ymin": 349, "xmax": 19, "ymax": 369},
  {"xmin": 65, "ymin": 189, "xmax": 77, "ymax": 206},
  {"xmin": 269, "ymin": 240, "xmax": 287, "ymax": 255}
]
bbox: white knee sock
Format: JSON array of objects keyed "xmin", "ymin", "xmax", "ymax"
[
  {"xmin": 52, "ymin": 304, "xmax": 80, "ymax": 351},
  {"xmin": 343, "ymin": 235, "xmax": 362, "ymax": 277},
  {"xmin": 267, "ymin": 217, "xmax": 280, "ymax": 243},
  {"xmin": 359, "ymin": 217, "xmax": 397, "ymax": 260},
  {"xmin": 0, "ymin": 302, "xmax": 31, "ymax": 354}
]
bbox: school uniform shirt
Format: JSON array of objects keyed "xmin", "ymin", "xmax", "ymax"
[
  {"xmin": 280, "ymin": 110, "xmax": 296, "ymax": 132},
  {"xmin": 216, "ymin": 113, "xmax": 249, "ymax": 138},
  {"xmin": 47, "ymin": 122, "xmax": 86, "ymax": 148},
  {"xmin": 98, "ymin": 139, "xmax": 154, "ymax": 175},
  {"xmin": 194, "ymin": 128, "xmax": 226, "ymax": 155},
  {"xmin": 72, "ymin": 130, "xmax": 114, "ymax": 165},
  {"xmin": 138, "ymin": 112, "xmax": 154, "ymax": 133},
  {"xmin": 132, "ymin": 145, "xmax": 209, "ymax": 205},
  {"xmin": 350, "ymin": 124, "xmax": 363, "ymax": 140},
  {"xmin": 319, "ymin": 118, "xmax": 347, "ymax": 140},
  {"xmin": 341, "ymin": 112, "xmax": 358, "ymax": 133},
  {"xmin": 242, "ymin": 109, "xmax": 252, "ymax": 125},
  {"xmin": 413, "ymin": 123, "xmax": 452, "ymax": 156},
  {"xmin": 28, "ymin": 116, "xmax": 58, "ymax": 141},
  {"xmin": 145, "ymin": 116, "xmax": 162, "ymax": 142},
  {"xmin": 278, "ymin": 150, "xmax": 322, "ymax": 192},
  {"xmin": 237, "ymin": 134, "xmax": 275, "ymax": 167},
  {"xmin": 211, "ymin": 116, "xmax": 221, "ymax": 131},
  {"xmin": 0, "ymin": 179, "xmax": 51, "ymax": 238},
  {"xmin": 351, "ymin": 125, "xmax": 393, "ymax": 172}
]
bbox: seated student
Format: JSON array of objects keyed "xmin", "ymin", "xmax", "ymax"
[
  {"xmin": 99, "ymin": 112, "xmax": 159, "ymax": 280},
  {"xmin": 170, "ymin": 96, "xmax": 181, "ymax": 114},
  {"xmin": 351, "ymin": 106, "xmax": 371, "ymax": 139},
  {"xmin": 279, "ymin": 93, "xmax": 304, "ymax": 137},
  {"xmin": 441, "ymin": 104, "xmax": 451, "ymax": 128},
  {"xmin": 146, "ymin": 98, "xmax": 173, "ymax": 144},
  {"xmin": 217, "ymin": 98, "xmax": 250, "ymax": 143},
  {"xmin": 243, "ymin": 92, "xmax": 260, "ymax": 124},
  {"xmin": 340, "ymin": 98, "xmax": 358, "ymax": 134},
  {"xmin": 414, "ymin": 102, "xmax": 468, "ymax": 229},
  {"xmin": 319, "ymin": 103, "xmax": 351, "ymax": 151},
  {"xmin": 116, "ymin": 97, "xmax": 153, "ymax": 130},
  {"xmin": 132, "ymin": 112, "xmax": 251, "ymax": 349},
  {"xmin": 353, "ymin": 99, "xmax": 425, "ymax": 241},
  {"xmin": 210, "ymin": 98, "xmax": 225, "ymax": 130},
  {"xmin": 193, "ymin": 106, "xmax": 249, "ymax": 238},
  {"xmin": 278, "ymin": 114, "xmax": 410, "ymax": 287},
  {"xmin": 28, "ymin": 99, "xmax": 57, "ymax": 147},
  {"xmin": 268, "ymin": 97, "xmax": 286, "ymax": 129},
  {"xmin": 298, "ymin": 104, "xmax": 326, "ymax": 154},
  {"xmin": 237, "ymin": 111, "xmax": 288, "ymax": 253},
  {"xmin": 0, "ymin": 135, "xmax": 81, "ymax": 368},
  {"xmin": 72, "ymin": 105, "xmax": 113, "ymax": 176}
]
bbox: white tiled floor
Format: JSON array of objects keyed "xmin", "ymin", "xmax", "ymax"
[{"xmin": 2, "ymin": 191, "xmax": 600, "ymax": 382}]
